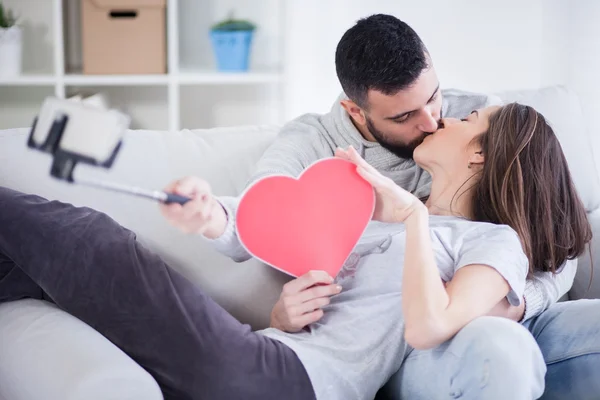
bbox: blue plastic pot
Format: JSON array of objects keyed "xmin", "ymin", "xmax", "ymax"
[{"xmin": 210, "ymin": 30, "xmax": 254, "ymax": 72}]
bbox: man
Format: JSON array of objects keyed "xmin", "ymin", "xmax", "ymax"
[{"xmin": 164, "ymin": 14, "xmax": 600, "ymax": 399}]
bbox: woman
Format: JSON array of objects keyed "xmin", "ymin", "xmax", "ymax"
[{"xmin": 0, "ymin": 103, "xmax": 591, "ymax": 400}]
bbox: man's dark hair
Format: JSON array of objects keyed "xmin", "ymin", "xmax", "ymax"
[{"xmin": 335, "ymin": 14, "xmax": 429, "ymax": 109}]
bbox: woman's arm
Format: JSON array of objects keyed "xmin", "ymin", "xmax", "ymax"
[
  {"xmin": 402, "ymin": 209, "xmax": 514, "ymax": 350},
  {"xmin": 335, "ymin": 145, "xmax": 527, "ymax": 349}
]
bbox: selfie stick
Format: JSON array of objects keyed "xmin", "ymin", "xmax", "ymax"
[
  {"xmin": 26, "ymin": 97, "xmax": 191, "ymax": 205},
  {"xmin": 73, "ymin": 176, "xmax": 190, "ymax": 205}
]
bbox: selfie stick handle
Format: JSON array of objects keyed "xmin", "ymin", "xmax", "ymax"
[{"xmin": 74, "ymin": 177, "xmax": 191, "ymax": 205}]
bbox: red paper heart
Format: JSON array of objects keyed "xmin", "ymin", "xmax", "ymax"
[{"xmin": 236, "ymin": 158, "xmax": 374, "ymax": 278}]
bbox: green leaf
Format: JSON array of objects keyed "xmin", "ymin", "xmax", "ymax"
[
  {"xmin": 0, "ymin": 3, "xmax": 6, "ymax": 29},
  {"xmin": 210, "ymin": 10, "xmax": 256, "ymax": 32},
  {"xmin": 0, "ymin": 1, "xmax": 17, "ymax": 28}
]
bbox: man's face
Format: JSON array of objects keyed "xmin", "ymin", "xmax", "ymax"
[{"xmin": 350, "ymin": 67, "xmax": 442, "ymax": 159}]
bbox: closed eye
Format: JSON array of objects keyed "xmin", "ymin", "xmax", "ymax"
[
  {"xmin": 394, "ymin": 113, "xmax": 411, "ymax": 123},
  {"xmin": 428, "ymin": 91, "xmax": 439, "ymax": 104}
]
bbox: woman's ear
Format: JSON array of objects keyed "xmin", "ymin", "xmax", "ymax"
[
  {"xmin": 469, "ymin": 150, "xmax": 485, "ymax": 167},
  {"xmin": 341, "ymin": 99, "xmax": 367, "ymax": 126}
]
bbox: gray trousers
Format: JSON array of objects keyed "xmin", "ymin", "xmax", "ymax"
[{"xmin": 0, "ymin": 187, "xmax": 315, "ymax": 400}]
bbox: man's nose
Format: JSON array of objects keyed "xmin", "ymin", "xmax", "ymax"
[{"xmin": 417, "ymin": 109, "xmax": 439, "ymax": 133}]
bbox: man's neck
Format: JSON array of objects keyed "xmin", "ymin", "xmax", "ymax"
[
  {"xmin": 425, "ymin": 169, "xmax": 477, "ymax": 219},
  {"xmin": 349, "ymin": 114, "xmax": 377, "ymax": 142}
]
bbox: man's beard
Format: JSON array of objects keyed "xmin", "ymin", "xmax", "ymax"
[{"xmin": 365, "ymin": 116, "xmax": 429, "ymax": 160}]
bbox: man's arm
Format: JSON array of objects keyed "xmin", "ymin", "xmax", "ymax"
[
  {"xmin": 441, "ymin": 88, "xmax": 503, "ymax": 119},
  {"xmin": 521, "ymin": 259, "xmax": 577, "ymax": 321},
  {"xmin": 483, "ymin": 259, "xmax": 577, "ymax": 322},
  {"xmin": 203, "ymin": 116, "xmax": 332, "ymax": 261}
]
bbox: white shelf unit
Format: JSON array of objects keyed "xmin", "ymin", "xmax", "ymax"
[{"xmin": 0, "ymin": 0, "xmax": 287, "ymax": 132}]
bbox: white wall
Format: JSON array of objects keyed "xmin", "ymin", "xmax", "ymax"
[
  {"xmin": 568, "ymin": 1, "xmax": 600, "ymax": 148},
  {"xmin": 282, "ymin": 0, "xmax": 573, "ymax": 120},
  {"xmin": 2, "ymin": 0, "xmax": 599, "ymax": 134}
]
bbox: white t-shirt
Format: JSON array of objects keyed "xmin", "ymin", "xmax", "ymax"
[{"xmin": 259, "ymin": 215, "xmax": 529, "ymax": 400}]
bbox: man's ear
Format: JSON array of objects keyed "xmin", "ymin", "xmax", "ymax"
[
  {"xmin": 469, "ymin": 150, "xmax": 485, "ymax": 167},
  {"xmin": 340, "ymin": 99, "xmax": 367, "ymax": 126}
]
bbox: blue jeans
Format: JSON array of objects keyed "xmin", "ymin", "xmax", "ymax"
[
  {"xmin": 378, "ymin": 300, "xmax": 600, "ymax": 400},
  {"xmin": 523, "ymin": 299, "xmax": 600, "ymax": 400}
]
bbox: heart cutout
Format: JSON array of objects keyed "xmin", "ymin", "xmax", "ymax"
[{"xmin": 236, "ymin": 158, "xmax": 374, "ymax": 278}]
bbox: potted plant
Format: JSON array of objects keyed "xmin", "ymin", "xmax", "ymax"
[
  {"xmin": 210, "ymin": 12, "xmax": 256, "ymax": 72},
  {"xmin": 0, "ymin": 1, "xmax": 21, "ymax": 78}
]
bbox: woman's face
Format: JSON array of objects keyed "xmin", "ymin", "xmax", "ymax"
[{"xmin": 414, "ymin": 105, "xmax": 501, "ymax": 173}]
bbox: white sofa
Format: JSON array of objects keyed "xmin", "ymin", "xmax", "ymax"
[{"xmin": 0, "ymin": 86, "xmax": 599, "ymax": 400}]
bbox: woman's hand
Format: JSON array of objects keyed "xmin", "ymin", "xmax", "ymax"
[
  {"xmin": 160, "ymin": 176, "xmax": 228, "ymax": 239},
  {"xmin": 335, "ymin": 146, "xmax": 426, "ymax": 223},
  {"xmin": 270, "ymin": 270, "xmax": 342, "ymax": 332}
]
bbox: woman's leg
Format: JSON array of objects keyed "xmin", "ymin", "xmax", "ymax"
[
  {"xmin": 0, "ymin": 187, "xmax": 315, "ymax": 400},
  {"xmin": 377, "ymin": 316, "xmax": 546, "ymax": 400}
]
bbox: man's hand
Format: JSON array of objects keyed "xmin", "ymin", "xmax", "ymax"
[
  {"xmin": 444, "ymin": 278, "xmax": 525, "ymax": 322},
  {"xmin": 270, "ymin": 270, "xmax": 342, "ymax": 332},
  {"xmin": 486, "ymin": 296, "xmax": 526, "ymax": 322},
  {"xmin": 160, "ymin": 176, "xmax": 228, "ymax": 239}
]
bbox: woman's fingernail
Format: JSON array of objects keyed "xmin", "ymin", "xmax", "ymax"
[{"xmin": 336, "ymin": 285, "xmax": 342, "ymax": 291}]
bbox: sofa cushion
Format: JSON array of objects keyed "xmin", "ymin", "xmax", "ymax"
[
  {"xmin": 494, "ymin": 85, "xmax": 600, "ymax": 212},
  {"xmin": 0, "ymin": 299, "xmax": 162, "ymax": 400}
]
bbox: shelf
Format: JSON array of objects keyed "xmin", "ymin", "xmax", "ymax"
[
  {"xmin": 0, "ymin": 75, "xmax": 56, "ymax": 86},
  {"xmin": 0, "ymin": 0, "xmax": 287, "ymax": 132},
  {"xmin": 0, "ymin": 71, "xmax": 282, "ymax": 88},
  {"xmin": 178, "ymin": 70, "xmax": 283, "ymax": 85},
  {"xmin": 64, "ymin": 74, "xmax": 170, "ymax": 86},
  {"xmin": 0, "ymin": 72, "xmax": 282, "ymax": 87}
]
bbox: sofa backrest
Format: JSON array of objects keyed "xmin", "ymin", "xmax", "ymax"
[
  {"xmin": 0, "ymin": 125, "xmax": 288, "ymax": 329},
  {"xmin": 1, "ymin": 85, "xmax": 599, "ymax": 328}
]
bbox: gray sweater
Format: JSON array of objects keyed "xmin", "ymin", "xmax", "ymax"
[{"xmin": 207, "ymin": 88, "xmax": 576, "ymax": 322}]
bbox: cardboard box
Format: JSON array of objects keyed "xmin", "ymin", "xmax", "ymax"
[{"xmin": 81, "ymin": 0, "xmax": 167, "ymax": 75}]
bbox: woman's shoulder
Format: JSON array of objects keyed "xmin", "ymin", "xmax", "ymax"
[{"xmin": 428, "ymin": 215, "xmax": 521, "ymax": 246}]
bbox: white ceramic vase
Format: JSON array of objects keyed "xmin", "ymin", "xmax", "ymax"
[{"xmin": 0, "ymin": 26, "xmax": 22, "ymax": 78}]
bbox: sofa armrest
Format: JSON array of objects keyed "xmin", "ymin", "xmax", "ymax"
[
  {"xmin": 570, "ymin": 209, "xmax": 600, "ymax": 300},
  {"xmin": 0, "ymin": 299, "xmax": 163, "ymax": 400}
]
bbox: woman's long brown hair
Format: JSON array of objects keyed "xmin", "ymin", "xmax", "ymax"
[{"xmin": 472, "ymin": 103, "xmax": 592, "ymax": 275}]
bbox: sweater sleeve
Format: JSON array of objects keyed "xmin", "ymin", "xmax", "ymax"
[
  {"xmin": 202, "ymin": 195, "xmax": 251, "ymax": 262},
  {"xmin": 521, "ymin": 259, "xmax": 577, "ymax": 321},
  {"xmin": 202, "ymin": 115, "xmax": 331, "ymax": 261},
  {"xmin": 441, "ymin": 88, "xmax": 503, "ymax": 119}
]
